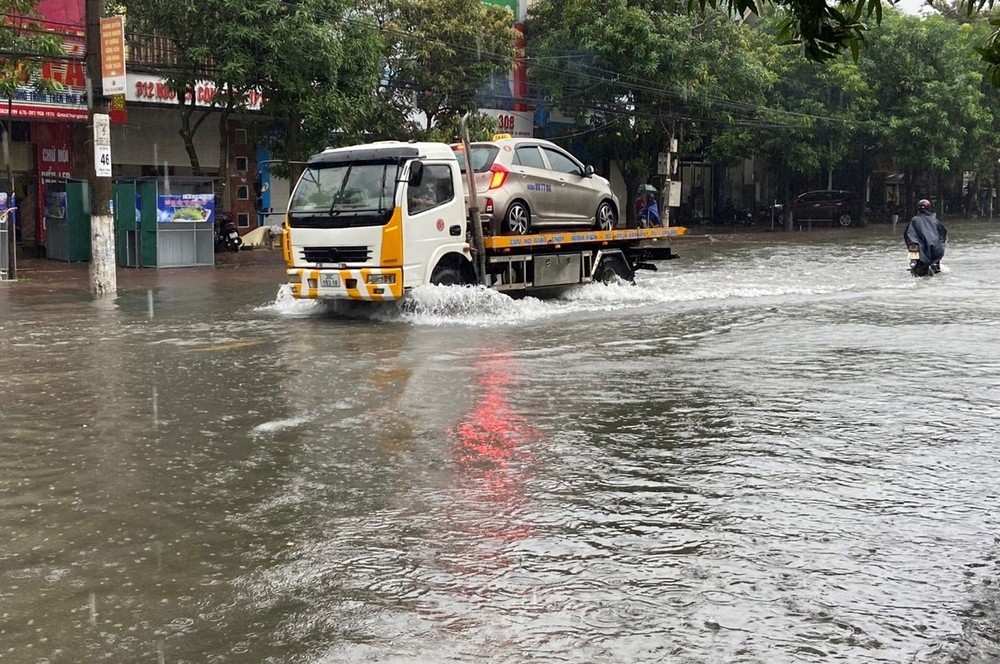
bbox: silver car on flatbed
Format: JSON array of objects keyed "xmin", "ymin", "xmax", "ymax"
[{"xmin": 452, "ymin": 136, "xmax": 620, "ymax": 235}]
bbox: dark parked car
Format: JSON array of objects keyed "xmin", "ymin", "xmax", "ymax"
[
  {"xmin": 785, "ymin": 190, "xmax": 861, "ymax": 227},
  {"xmin": 760, "ymin": 190, "xmax": 862, "ymax": 227}
]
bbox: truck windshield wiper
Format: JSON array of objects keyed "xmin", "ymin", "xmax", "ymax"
[{"xmin": 328, "ymin": 165, "xmax": 353, "ymax": 216}]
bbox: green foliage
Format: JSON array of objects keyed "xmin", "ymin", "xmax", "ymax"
[
  {"xmin": 426, "ymin": 112, "xmax": 498, "ymax": 142},
  {"xmin": 689, "ymin": 0, "xmax": 999, "ymax": 85},
  {"xmin": 364, "ymin": 0, "xmax": 515, "ymax": 138},
  {"xmin": 526, "ymin": 0, "xmax": 772, "ymax": 216},
  {"xmin": 251, "ymin": 0, "xmax": 383, "ymax": 161},
  {"xmin": 122, "ymin": 0, "xmax": 385, "ymax": 169},
  {"xmin": 0, "ymin": 0, "xmax": 63, "ymax": 100},
  {"xmin": 860, "ymin": 12, "xmax": 991, "ymax": 175},
  {"xmin": 976, "ymin": 17, "xmax": 1000, "ymax": 86}
]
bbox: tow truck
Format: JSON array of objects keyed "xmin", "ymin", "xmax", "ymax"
[{"xmin": 277, "ymin": 117, "xmax": 685, "ymax": 302}]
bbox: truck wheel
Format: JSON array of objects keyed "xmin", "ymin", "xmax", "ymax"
[
  {"xmin": 430, "ymin": 265, "xmax": 463, "ymax": 286},
  {"xmin": 505, "ymin": 201, "xmax": 531, "ymax": 235},
  {"xmin": 595, "ymin": 201, "xmax": 617, "ymax": 231},
  {"xmin": 595, "ymin": 254, "xmax": 634, "ymax": 284}
]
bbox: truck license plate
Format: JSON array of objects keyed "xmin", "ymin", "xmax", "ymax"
[{"xmin": 320, "ymin": 274, "xmax": 340, "ymax": 288}]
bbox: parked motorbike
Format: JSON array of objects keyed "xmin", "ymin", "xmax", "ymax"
[
  {"xmin": 215, "ymin": 212, "xmax": 242, "ymax": 253},
  {"xmin": 908, "ymin": 242, "xmax": 940, "ymax": 277}
]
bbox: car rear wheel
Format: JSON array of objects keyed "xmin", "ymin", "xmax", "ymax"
[
  {"xmin": 837, "ymin": 213, "xmax": 854, "ymax": 227},
  {"xmin": 595, "ymin": 201, "xmax": 617, "ymax": 231},
  {"xmin": 505, "ymin": 201, "xmax": 531, "ymax": 235}
]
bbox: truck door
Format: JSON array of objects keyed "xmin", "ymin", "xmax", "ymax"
[{"xmin": 403, "ymin": 161, "xmax": 462, "ymax": 281}]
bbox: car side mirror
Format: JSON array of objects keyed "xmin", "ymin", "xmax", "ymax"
[
  {"xmin": 408, "ymin": 161, "xmax": 424, "ymax": 187},
  {"xmin": 584, "ymin": 165, "xmax": 595, "ymax": 177}
]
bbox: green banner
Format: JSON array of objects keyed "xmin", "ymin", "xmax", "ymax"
[{"xmin": 481, "ymin": 0, "xmax": 518, "ymax": 18}]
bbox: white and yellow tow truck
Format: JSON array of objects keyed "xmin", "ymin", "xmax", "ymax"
[{"xmin": 279, "ymin": 121, "xmax": 685, "ymax": 302}]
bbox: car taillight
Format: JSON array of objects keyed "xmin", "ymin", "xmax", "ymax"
[
  {"xmin": 484, "ymin": 198, "xmax": 494, "ymax": 214},
  {"xmin": 488, "ymin": 163, "xmax": 508, "ymax": 190}
]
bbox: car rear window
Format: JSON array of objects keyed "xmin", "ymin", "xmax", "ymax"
[{"xmin": 451, "ymin": 144, "xmax": 499, "ymax": 174}]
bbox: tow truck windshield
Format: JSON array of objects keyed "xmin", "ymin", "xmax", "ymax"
[{"xmin": 289, "ymin": 162, "xmax": 399, "ymax": 227}]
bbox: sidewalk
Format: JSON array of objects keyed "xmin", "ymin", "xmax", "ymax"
[{"xmin": 2, "ymin": 246, "xmax": 286, "ymax": 292}]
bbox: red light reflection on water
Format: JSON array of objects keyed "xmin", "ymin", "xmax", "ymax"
[{"xmin": 447, "ymin": 351, "xmax": 540, "ymax": 544}]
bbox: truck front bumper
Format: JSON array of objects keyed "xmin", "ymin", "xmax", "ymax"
[{"xmin": 287, "ymin": 267, "xmax": 405, "ymax": 301}]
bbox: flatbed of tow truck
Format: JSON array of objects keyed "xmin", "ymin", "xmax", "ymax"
[
  {"xmin": 285, "ymin": 224, "xmax": 688, "ymax": 301},
  {"xmin": 483, "ymin": 225, "xmax": 687, "ymax": 251}
]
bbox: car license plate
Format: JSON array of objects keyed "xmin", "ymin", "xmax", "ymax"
[
  {"xmin": 320, "ymin": 274, "xmax": 340, "ymax": 288},
  {"xmin": 229, "ymin": 232, "xmax": 239, "ymax": 239},
  {"xmin": 908, "ymin": 251, "xmax": 919, "ymax": 260}
]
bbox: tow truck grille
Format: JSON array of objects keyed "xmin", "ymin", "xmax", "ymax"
[{"xmin": 302, "ymin": 246, "xmax": 372, "ymax": 263}]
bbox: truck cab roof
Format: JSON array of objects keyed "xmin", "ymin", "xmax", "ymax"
[{"xmin": 309, "ymin": 141, "xmax": 456, "ymax": 166}]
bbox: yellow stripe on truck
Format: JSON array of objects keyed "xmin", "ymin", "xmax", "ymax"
[
  {"xmin": 282, "ymin": 215, "xmax": 293, "ymax": 266},
  {"xmin": 380, "ymin": 207, "xmax": 404, "ymax": 267},
  {"xmin": 308, "ymin": 269, "xmax": 319, "ymax": 299}
]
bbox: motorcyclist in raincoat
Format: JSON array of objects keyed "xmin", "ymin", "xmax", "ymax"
[{"xmin": 903, "ymin": 199, "xmax": 947, "ymax": 276}]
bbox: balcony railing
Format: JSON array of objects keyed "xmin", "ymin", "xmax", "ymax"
[{"xmin": 126, "ymin": 33, "xmax": 214, "ymax": 75}]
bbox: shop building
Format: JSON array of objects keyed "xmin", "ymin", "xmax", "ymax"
[{"xmin": 6, "ymin": 0, "xmax": 276, "ymax": 260}]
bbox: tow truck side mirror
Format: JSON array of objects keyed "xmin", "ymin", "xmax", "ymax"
[
  {"xmin": 408, "ymin": 161, "xmax": 424, "ymax": 187},
  {"xmin": 584, "ymin": 165, "xmax": 595, "ymax": 177}
]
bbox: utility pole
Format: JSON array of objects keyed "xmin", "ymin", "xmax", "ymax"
[{"xmin": 84, "ymin": 0, "xmax": 116, "ymax": 296}]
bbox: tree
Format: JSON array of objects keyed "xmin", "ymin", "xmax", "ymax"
[
  {"xmin": 689, "ymin": 0, "xmax": 999, "ymax": 86},
  {"xmin": 364, "ymin": 0, "xmax": 515, "ymax": 140},
  {"xmin": 709, "ymin": 12, "xmax": 876, "ymax": 216},
  {"xmin": 526, "ymin": 0, "xmax": 772, "ymax": 223},
  {"xmin": 122, "ymin": 0, "xmax": 384, "ymax": 191},
  {"xmin": 251, "ymin": 1, "xmax": 383, "ymax": 180},
  {"xmin": 858, "ymin": 11, "xmax": 992, "ymax": 210},
  {"xmin": 0, "ymin": 0, "xmax": 62, "ymax": 277}
]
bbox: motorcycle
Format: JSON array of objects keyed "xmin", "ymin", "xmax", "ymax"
[
  {"xmin": 215, "ymin": 212, "xmax": 242, "ymax": 253},
  {"xmin": 907, "ymin": 243, "xmax": 940, "ymax": 277}
]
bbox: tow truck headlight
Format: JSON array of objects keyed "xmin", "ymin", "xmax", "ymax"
[{"xmin": 365, "ymin": 273, "xmax": 396, "ymax": 285}]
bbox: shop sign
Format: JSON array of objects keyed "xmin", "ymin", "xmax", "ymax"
[
  {"xmin": 8, "ymin": 60, "xmax": 88, "ymax": 121},
  {"xmin": 35, "ymin": 124, "xmax": 73, "ymax": 180},
  {"xmin": 157, "ymin": 194, "xmax": 215, "ymax": 223},
  {"xmin": 100, "ymin": 16, "xmax": 126, "ymax": 95},
  {"xmin": 127, "ymin": 73, "xmax": 262, "ymax": 111},
  {"xmin": 109, "ymin": 94, "xmax": 127, "ymax": 124},
  {"xmin": 481, "ymin": 109, "xmax": 533, "ymax": 137}
]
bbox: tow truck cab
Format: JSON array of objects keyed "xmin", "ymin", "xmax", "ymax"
[{"xmin": 284, "ymin": 142, "xmax": 471, "ymax": 301}]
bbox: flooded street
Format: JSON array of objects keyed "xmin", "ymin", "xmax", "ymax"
[{"xmin": 2, "ymin": 223, "xmax": 1000, "ymax": 663}]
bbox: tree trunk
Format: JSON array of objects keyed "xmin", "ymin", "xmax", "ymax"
[{"xmin": 176, "ymin": 87, "xmax": 214, "ymax": 177}]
